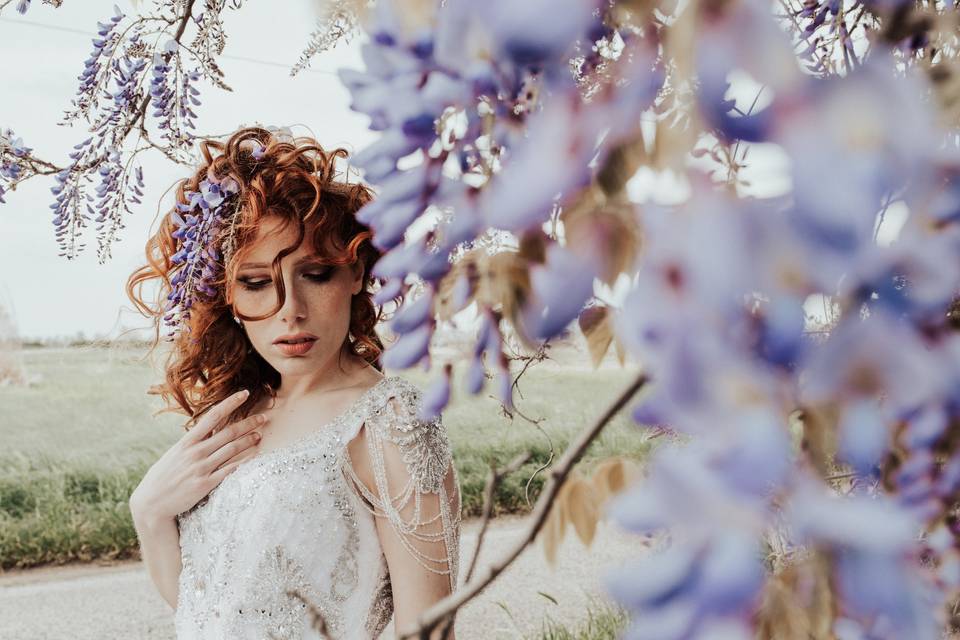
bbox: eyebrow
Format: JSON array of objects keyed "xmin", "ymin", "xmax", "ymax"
[{"xmin": 237, "ymin": 256, "xmax": 328, "ymax": 270}]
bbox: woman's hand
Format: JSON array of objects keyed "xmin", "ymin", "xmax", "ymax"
[{"xmin": 130, "ymin": 389, "xmax": 268, "ymax": 522}]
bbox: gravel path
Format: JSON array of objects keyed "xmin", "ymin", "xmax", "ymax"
[{"xmin": 0, "ymin": 516, "xmax": 649, "ymax": 639}]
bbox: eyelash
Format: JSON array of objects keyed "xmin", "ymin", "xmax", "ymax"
[{"xmin": 237, "ymin": 270, "xmax": 333, "ymax": 291}]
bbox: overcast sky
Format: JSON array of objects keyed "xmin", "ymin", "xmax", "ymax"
[{"xmin": 0, "ymin": 1, "xmax": 375, "ymax": 340}]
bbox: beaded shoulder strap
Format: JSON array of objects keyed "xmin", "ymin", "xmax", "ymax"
[{"xmin": 342, "ymin": 376, "xmax": 461, "ymax": 592}]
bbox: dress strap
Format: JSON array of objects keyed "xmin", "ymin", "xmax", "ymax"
[{"xmin": 340, "ymin": 376, "xmax": 461, "ymax": 593}]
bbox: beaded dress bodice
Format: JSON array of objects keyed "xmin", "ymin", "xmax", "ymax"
[{"xmin": 173, "ymin": 376, "xmax": 461, "ymax": 639}]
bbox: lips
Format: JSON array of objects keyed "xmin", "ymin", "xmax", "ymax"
[{"xmin": 276, "ymin": 338, "xmax": 317, "ymax": 356}]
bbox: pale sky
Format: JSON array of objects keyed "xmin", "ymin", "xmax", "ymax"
[{"xmin": 0, "ymin": 1, "xmax": 375, "ymax": 340}]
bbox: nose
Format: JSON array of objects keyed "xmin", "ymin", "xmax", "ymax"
[{"xmin": 278, "ymin": 274, "xmax": 308, "ymax": 324}]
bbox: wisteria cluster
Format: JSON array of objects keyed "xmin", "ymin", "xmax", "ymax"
[
  {"xmin": 339, "ymin": 0, "xmax": 662, "ymax": 398},
  {"xmin": 8, "ymin": 0, "xmax": 960, "ymax": 634},
  {"xmin": 336, "ymin": 0, "xmax": 960, "ymax": 637},
  {"xmin": 162, "ymin": 173, "xmax": 240, "ymax": 340},
  {"xmin": 2, "ymin": 1, "xmax": 242, "ymax": 261},
  {"xmin": 0, "ymin": 128, "xmax": 31, "ymax": 204}
]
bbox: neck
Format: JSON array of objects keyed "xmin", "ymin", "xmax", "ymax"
[{"xmin": 274, "ymin": 346, "xmax": 377, "ymax": 403}]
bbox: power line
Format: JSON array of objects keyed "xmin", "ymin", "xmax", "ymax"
[{"xmin": 0, "ymin": 15, "xmax": 341, "ymax": 76}]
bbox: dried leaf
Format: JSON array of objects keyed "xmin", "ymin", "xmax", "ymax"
[
  {"xmin": 756, "ymin": 552, "xmax": 837, "ymax": 640},
  {"xmin": 756, "ymin": 568, "xmax": 809, "ymax": 640},
  {"xmin": 590, "ymin": 457, "xmax": 627, "ymax": 504},
  {"xmin": 596, "ymin": 134, "xmax": 647, "ymax": 198},
  {"xmin": 476, "ymin": 251, "xmax": 531, "ymax": 336},
  {"xmin": 541, "ymin": 482, "xmax": 570, "ymax": 566},
  {"xmin": 613, "ymin": 332, "xmax": 627, "ymax": 366},
  {"xmin": 800, "ymin": 403, "xmax": 840, "ymax": 476},
  {"xmin": 578, "ymin": 306, "xmax": 613, "ymax": 369},
  {"xmin": 563, "ymin": 205, "xmax": 640, "ymax": 285},
  {"xmin": 565, "ymin": 475, "xmax": 599, "ymax": 546},
  {"xmin": 435, "ymin": 253, "xmax": 479, "ymax": 321},
  {"xmin": 518, "ymin": 228, "xmax": 547, "ymax": 264}
]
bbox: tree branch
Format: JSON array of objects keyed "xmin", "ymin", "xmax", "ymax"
[
  {"xmin": 2, "ymin": 0, "xmax": 197, "ymax": 183},
  {"xmin": 403, "ymin": 371, "xmax": 650, "ymax": 639},
  {"xmin": 436, "ymin": 450, "xmax": 533, "ymax": 640}
]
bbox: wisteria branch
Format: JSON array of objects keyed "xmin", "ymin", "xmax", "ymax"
[{"xmin": 401, "ymin": 372, "xmax": 650, "ymax": 640}]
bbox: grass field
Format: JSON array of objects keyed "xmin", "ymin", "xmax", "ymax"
[{"xmin": 0, "ymin": 345, "xmax": 653, "ymax": 569}]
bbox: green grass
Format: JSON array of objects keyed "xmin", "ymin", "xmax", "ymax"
[
  {"xmin": 0, "ymin": 345, "xmax": 653, "ymax": 569},
  {"xmin": 531, "ymin": 598, "xmax": 630, "ymax": 640}
]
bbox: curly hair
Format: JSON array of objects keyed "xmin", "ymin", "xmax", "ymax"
[{"xmin": 127, "ymin": 126, "xmax": 386, "ymax": 428}]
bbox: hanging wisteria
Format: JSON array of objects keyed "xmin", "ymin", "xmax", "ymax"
[
  {"xmin": 335, "ymin": 1, "xmax": 960, "ymax": 638},
  {"xmin": 7, "ymin": 0, "xmax": 960, "ymax": 635},
  {"xmin": 4, "ymin": 0, "xmax": 243, "ymax": 261}
]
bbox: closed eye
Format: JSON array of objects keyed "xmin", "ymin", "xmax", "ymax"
[{"xmin": 237, "ymin": 269, "xmax": 334, "ymax": 291}]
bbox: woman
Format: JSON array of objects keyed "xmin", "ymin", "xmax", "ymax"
[{"xmin": 126, "ymin": 126, "xmax": 461, "ymax": 639}]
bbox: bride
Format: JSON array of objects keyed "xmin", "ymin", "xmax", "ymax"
[{"xmin": 126, "ymin": 126, "xmax": 461, "ymax": 639}]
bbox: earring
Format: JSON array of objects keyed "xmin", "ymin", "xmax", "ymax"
[{"xmin": 233, "ymin": 315, "xmax": 242, "ymax": 325}]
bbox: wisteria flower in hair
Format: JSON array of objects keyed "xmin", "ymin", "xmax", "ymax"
[{"xmin": 163, "ymin": 174, "xmax": 241, "ymax": 339}]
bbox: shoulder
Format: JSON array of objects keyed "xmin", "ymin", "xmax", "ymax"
[{"xmin": 347, "ymin": 375, "xmax": 453, "ymax": 494}]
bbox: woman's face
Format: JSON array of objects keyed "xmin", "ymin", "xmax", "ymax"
[{"xmin": 231, "ymin": 215, "xmax": 363, "ymax": 377}]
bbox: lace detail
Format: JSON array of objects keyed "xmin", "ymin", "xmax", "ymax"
[
  {"xmin": 236, "ymin": 545, "xmax": 339, "ymax": 639},
  {"xmin": 173, "ymin": 375, "xmax": 459, "ymax": 639},
  {"xmin": 342, "ymin": 377, "xmax": 462, "ymax": 595},
  {"xmin": 364, "ymin": 564, "xmax": 393, "ymax": 637}
]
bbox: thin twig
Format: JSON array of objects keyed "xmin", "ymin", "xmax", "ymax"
[
  {"xmin": 464, "ymin": 451, "xmax": 533, "ymax": 584},
  {"xmin": 402, "ymin": 372, "xmax": 650, "ymax": 639},
  {"xmin": 438, "ymin": 450, "xmax": 532, "ymax": 640}
]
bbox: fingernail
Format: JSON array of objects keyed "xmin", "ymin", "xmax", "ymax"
[
  {"xmin": 256, "ymin": 414, "xmax": 267, "ymax": 425},
  {"xmin": 239, "ymin": 389, "xmax": 250, "ymax": 399}
]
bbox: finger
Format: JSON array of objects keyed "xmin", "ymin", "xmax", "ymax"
[
  {"xmin": 203, "ymin": 430, "xmax": 262, "ymax": 473},
  {"xmin": 209, "ymin": 448, "xmax": 257, "ymax": 485},
  {"xmin": 200, "ymin": 412, "xmax": 268, "ymax": 455},
  {"xmin": 188, "ymin": 389, "xmax": 250, "ymax": 443}
]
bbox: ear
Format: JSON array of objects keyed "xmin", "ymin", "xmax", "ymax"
[{"xmin": 349, "ymin": 261, "xmax": 365, "ymax": 296}]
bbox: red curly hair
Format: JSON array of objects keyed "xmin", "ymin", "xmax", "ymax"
[{"xmin": 127, "ymin": 126, "xmax": 386, "ymax": 428}]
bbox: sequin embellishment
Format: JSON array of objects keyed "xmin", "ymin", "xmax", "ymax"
[{"xmin": 172, "ymin": 376, "xmax": 461, "ymax": 639}]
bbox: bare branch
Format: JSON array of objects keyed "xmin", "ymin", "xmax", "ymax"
[{"xmin": 402, "ymin": 372, "xmax": 650, "ymax": 639}]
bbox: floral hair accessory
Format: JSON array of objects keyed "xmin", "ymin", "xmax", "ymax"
[{"xmin": 163, "ymin": 172, "xmax": 241, "ymax": 340}]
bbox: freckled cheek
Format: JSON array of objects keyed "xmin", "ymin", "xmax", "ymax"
[
  {"xmin": 304, "ymin": 286, "xmax": 354, "ymax": 328},
  {"xmin": 242, "ymin": 284, "xmax": 354, "ymax": 351}
]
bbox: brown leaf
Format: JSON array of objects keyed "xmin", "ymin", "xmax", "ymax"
[
  {"xmin": 563, "ymin": 205, "xmax": 640, "ymax": 285},
  {"xmin": 578, "ymin": 306, "xmax": 614, "ymax": 369},
  {"xmin": 590, "ymin": 457, "xmax": 627, "ymax": 504},
  {"xmin": 596, "ymin": 134, "xmax": 647, "ymax": 199},
  {"xmin": 613, "ymin": 332, "xmax": 627, "ymax": 366},
  {"xmin": 799, "ymin": 403, "xmax": 840, "ymax": 476},
  {"xmin": 518, "ymin": 228, "xmax": 548, "ymax": 265},
  {"xmin": 565, "ymin": 475, "xmax": 600, "ymax": 547},
  {"xmin": 435, "ymin": 254, "xmax": 479, "ymax": 322},
  {"xmin": 541, "ymin": 482, "xmax": 570, "ymax": 566},
  {"xmin": 756, "ymin": 568, "xmax": 809, "ymax": 640},
  {"xmin": 591, "ymin": 457, "xmax": 642, "ymax": 510},
  {"xmin": 475, "ymin": 250, "xmax": 531, "ymax": 334}
]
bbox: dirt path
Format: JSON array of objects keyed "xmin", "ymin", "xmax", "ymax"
[{"xmin": 0, "ymin": 516, "xmax": 649, "ymax": 639}]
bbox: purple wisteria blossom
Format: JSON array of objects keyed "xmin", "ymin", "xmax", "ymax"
[
  {"xmin": 342, "ymin": 0, "xmax": 663, "ymax": 408},
  {"xmin": 0, "ymin": 128, "xmax": 32, "ymax": 204},
  {"xmin": 1, "ymin": 1, "xmax": 243, "ymax": 260},
  {"xmin": 163, "ymin": 174, "xmax": 240, "ymax": 340},
  {"xmin": 594, "ymin": 1, "xmax": 960, "ymax": 631}
]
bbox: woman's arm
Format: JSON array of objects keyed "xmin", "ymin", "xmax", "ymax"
[
  {"xmin": 128, "ymin": 388, "xmax": 270, "ymax": 611},
  {"xmin": 345, "ymin": 395, "xmax": 461, "ymax": 639},
  {"xmin": 129, "ymin": 501, "xmax": 183, "ymax": 610}
]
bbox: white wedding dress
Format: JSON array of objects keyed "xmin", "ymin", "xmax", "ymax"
[{"xmin": 173, "ymin": 375, "xmax": 462, "ymax": 639}]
